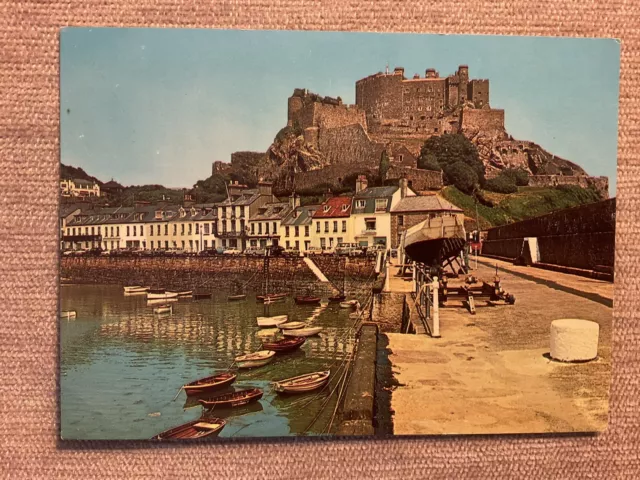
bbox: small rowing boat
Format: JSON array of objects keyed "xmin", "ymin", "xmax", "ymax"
[
  {"xmin": 173, "ymin": 290, "xmax": 193, "ymax": 297},
  {"xmin": 147, "ymin": 297, "xmax": 178, "ymax": 306},
  {"xmin": 340, "ymin": 300, "xmax": 360, "ymax": 309},
  {"xmin": 278, "ymin": 321, "xmax": 306, "ymax": 330},
  {"xmin": 235, "ymin": 350, "xmax": 276, "ymax": 369},
  {"xmin": 124, "ymin": 285, "xmax": 144, "ymax": 293},
  {"xmin": 256, "ymin": 293, "xmax": 287, "ymax": 303},
  {"xmin": 153, "ymin": 304, "xmax": 172, "ymax": 314},
  {"xmin": 294, "ymin": 296, "xmax": 322, "ymax": 305},
  {"xmin": 328, "ymin": 294, "xmax": 346, "ymax": 302},
  {"xmin": 147, "ymin": 291, "xmax": 179, "ymax": 300},
  {"xmin": 124, "ymin": 286, "xmax": 149, "ymax": 294},
  {"xmin": 228, "ymin": 294, "xmax": 247, "ymax": 301},
  {"xmin": 193, "ymin": 290, "xmax": 212, "ymax": 300},
  {"xmin": 261, "ymin": 336, "xmax": 306, "ymax": 353},
  {"xmin": 283, "ymin": 327, "xmax": 323, "ymax": 337},
  {"xmin": 60, "ymin": 310, "xmax": 77, "ymax": 319},
  {"xmin": 152, "ymin": 418, "xmax": 226, "ymax": 440},
  {"xmin": 198, "ymin": 388, "xmax": 263, "ymax": 409},
  {"xmin": 256, "ymin": 315, "xmax": 288, "ymax": 327},
  {"xmin": 182, "ymin": 372, "xmax": 237, "ymax": 396},
  {"xmin": 272, "ymin": 371, "xmax": 331, "ymax": 394}
]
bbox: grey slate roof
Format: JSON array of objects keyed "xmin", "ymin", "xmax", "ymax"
[
  {"xmin": 352, "ymin": 186, "xmax": 399, "ymax": 214},
  {"xmin": 391, "ymin": 195, "xmax": 463, "ymax": 213},
  {"xmin": 281, "ymin": 205, "xmax": 319, "ymax": 226},
  {"xmin": 249, "ymin": 202, "xmax": 292, "ymax": 221}
]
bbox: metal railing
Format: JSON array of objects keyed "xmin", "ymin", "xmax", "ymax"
[{"xmin": 412, "ymin": 262, "xmax": 440, "ymax": 338}]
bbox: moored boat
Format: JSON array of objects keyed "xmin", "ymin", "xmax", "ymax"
[
  {"xmin": 255, "ymin": 328, "xmax": 279, "ymax": 338},
  {"xmin": 234, "ymin": 350, "xmax": 276, "ymax": 368},
  {"xmin": 328, "ymin": 294, "xmax": 346, "ymax": 302},
  {"xmin": 278, "ymin": 321, "xmax": 306, "ymax": 330},
  {"xmin": 152, "ymin": 418, "xmax": 226, "ymax": 440},
  {"xmin": 256, "ymin": 293, "xmax": 288, "ymax": 303},
  {"xmin": 147, "ymin": 297, "xmax": 178, "ymax": 306},
  {"xmin": 124, "ymin": 285, "xmax": 142, "ymax": 293},
  {"xmin": 272, "ymin": 371, "xmax": 331, "ymax": 394},
  {"xmin": 403, "ymin": 212, "xmax": 466, "ymax": 266},
  {"xmin": 228, "ymin": 294, "xmax": 247, "ymax": 301},
  {"xmin": 256, "ymin": 315, "xmax": 288, "ymax": 327},
  {"xmin": 173, "ymin": 290, "xmax": 193, "ymax": 297},
  {"xmin": 198, "ymin": 388, "xmax": 263, "ymax": 409},
  {"xmin": 182, "ymin": 372, "xmax": 237, "ymax": 396},
  {"xmin": 60, "ymin": 310, "xmax": 77, "ymax": 319},
  {"xmin": 124, "ymin": 286, "xmax": 149, "ymax": 294},
  {"xmin": 340, "ymin": 300, "xmax": 359, "ymax": 309},
  {"xmin": 294, "ymin": 296, "xmax": 321, "ymax": 305},
  {"xmin": 147, "ymin": 291, "xmax": 179, "ymax": 300},
  {"xmin": 153, "ymin": 304, "xmax": 172, "ymax": 314},
  {"xmin": 261, "ymin": 336, "xmax": 306, "ymax": 353},
  {"xmin": 193, "ymin": 291, "xmax": 212, "ymax": 300},
  {"xmin": 283, "ymin": 327, "xmax": 323, "ymax": 337}
]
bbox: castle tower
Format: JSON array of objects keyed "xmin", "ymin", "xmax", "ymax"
[{"xmin": 458, "ymin": 65, "xmax": 469, "ymax": 105}]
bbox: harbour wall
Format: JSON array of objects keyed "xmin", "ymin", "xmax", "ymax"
[
  {"xmin": 481, "ymin": 199, "xmax": 616, "ymax": 277},
  {"xmin": 60, "ymin": 256, "xmax": 377, "ymax": 296}
]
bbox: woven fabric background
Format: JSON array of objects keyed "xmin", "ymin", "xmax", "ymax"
[{"xmin": 0, "ymin": 1, "xmax": 637, "ymax": 478}]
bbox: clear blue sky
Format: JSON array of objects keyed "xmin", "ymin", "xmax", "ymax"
[{"xmin": 60, "ymin": 29, "xmax": 620, "ymax": 195}]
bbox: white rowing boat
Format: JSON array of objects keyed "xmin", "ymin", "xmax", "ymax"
[
  {"xmin": 60, "ymin": 310, "xmax": 77, "ymax": 319},
  {"xmin": 272, "ymin": 370, "xmax": 331, "ymax": 394},
  {"xmin": 256, "ymin": 315, "xmax": 288, "ymax": 327},
  {"xmin": 256, "ymin": 328, "xmax": 279, "ymax": 338},
  {"xmin": 234, "ymin": 350, "xmax": 276, "ymax": 369},
  {"xmin": 147, "ymin": 297, "xmax": 178, "ymax": 306},
  {"xmin": 153, "ymin": 305, "xmax": 172, "ymax": 314},
  {"xmin": 124, "ymin": 286, "xmax": 149, "ymax": 293},
  {"xmin": 340, "ymin": 300, "xmax": 359, "ymax": 309},
  {"xmin": 278, "ymin": 321, "xmax": 306, "ymax": 330},
  {"xmin": 147, "ymin": 292, "xmax": 179, "ymax": 300},
  {"xmin": 172, "ymin": 290, "xmax": 193, "ymax": 297},
  {"xmin": 283, "ymin": 326, "xmax": 323, "ymax": 337}
]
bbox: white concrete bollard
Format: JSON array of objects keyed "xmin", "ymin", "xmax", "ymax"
[{"xmin": 550, "ymin": 319, "xmax": 599, "ymax": 362}]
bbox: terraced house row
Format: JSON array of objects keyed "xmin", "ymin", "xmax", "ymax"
[{"xmin": 60, "ymin": 177, "xmax": 462, "ymax": 253}]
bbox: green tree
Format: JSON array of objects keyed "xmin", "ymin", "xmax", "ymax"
[
  {"xmin": 442, "ymin": 161, "xmax": 478, "ymax": 194},
  {"xmin": 418, "ymin": 153, "xmax": 442, "ymax": 172},
  {"xmin": 417, "ymin": 133, "xmax": 484, "ymax": 185},
  {"xmin": 485, "ymin": 174, "xmax": 518, "ymax": 194},
  {"xmin": 502, "ymin": 167, "xmax": 529, "ymax": 186},
  {"xmin": 378, "ymin": 150, "xmax": 390, "ymax": 185}
]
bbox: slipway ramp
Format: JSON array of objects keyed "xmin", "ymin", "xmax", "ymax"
[{"xmin": 303, "ymin": 257, "xmax": 329, "ymax": 283}]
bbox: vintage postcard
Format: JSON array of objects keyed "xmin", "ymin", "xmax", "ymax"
[{"xmin": 59, "ymin": 29, "xmax": 619, "ymax": 439}]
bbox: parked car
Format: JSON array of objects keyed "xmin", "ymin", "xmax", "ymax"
[
  {"xmin": 306, "ymin": 246, "xmax": 323, "ymax": 256},
  {"xmin": 335, "ymin": 243, "xmax": 365, "ymax": 257},
  {"xmin": 223, "ymin": 248, "xmax": 241, "ymax": 255},
  {"xmin": 367, "ymin": 244, "xmax": 387, "ymax": 256},
  {"xmin": 283, "ymin": 248, "xmax": 301, "ymax": 257},
  {"xmin": 267, "ymin": 244, "xmax": 285, "ymax": 257},
  {"xmin": 321, "ymin": 246, "xmax": 335, "ymax": 255},
  {"xmin": 245, "ymin": 246, "xmax": 266, "ymax": 256},
  {"xmin": 198, "ymin": 249, "xmax": 217, "ymax": 257}
]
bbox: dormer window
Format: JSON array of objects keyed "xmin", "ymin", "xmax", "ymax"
[
  {"xmin": 341, "ymin": 204, "xmax": 349, "ymax": 212},
  {"xmin": 355, "ymin": 200, "xmax": 366, "ymax": 209},
  {"xmin": 179, "ymin": 208, "xmax": 186, "ymax": 218},
  {"xmin": 375, "ymin": 199, "xmax": 387, "ymax": 212},
  {"xmin": 323, "ymin": 205, "xmax": 330, "ymax": 213},
  {"xmin": 190, "ymin": 207, "xmax": 196, "ymax": 216}
]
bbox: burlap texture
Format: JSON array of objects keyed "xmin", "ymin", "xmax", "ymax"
[{"xmin": 0, "ymin": 1, "xmax": 636, "ymax": 478}]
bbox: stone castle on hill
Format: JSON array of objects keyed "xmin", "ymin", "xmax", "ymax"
[{"xmin": 215, "ymin": 65, "xmax": 609, "ymax": 198}]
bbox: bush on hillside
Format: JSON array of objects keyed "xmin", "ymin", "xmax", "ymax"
[
  {"xmin": 417, "ymin": 133, "xmax": 485, "ymax": 185},
  {"xmin": 485, "ymin": 174, "xmax": 518, "ymax": 194},
  {"xmin": 417, "ymin": 153, "xmax": 442, "ymax": 172},
  {"xmin": 502, "ymin": 167, "xmax": 529, "ymax": 186},
  {"xmin": 443, "ymin": 161, "xmax": 478, "ymax": 194}
]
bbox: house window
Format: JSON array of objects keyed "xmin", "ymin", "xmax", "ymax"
[
  {"xmin": 398, "ymin": 215, "xmax": 404, "ymax": 226},
  {"xmin": 320, "ymin": 238, "xmax": 326, "ymax": 248},
  {"xmin": 333, "ymin": 221, "xmax": 338, "ymax": 233},
  {"xmin": 295, "ymin": 226, "xmax": 299, "ymax": 237},
  {"xmin": 329, "ymin": 238, "xmax": 334, "ymax": 247},
  {"xmin": 375, "ymin": 199, "xmax": 387, "ymax": 212},
  {"xmin": 341, "ymin": 204, "xmax": 349, "ymax": 212},
  {"xmin": 204, "ymin": 224, "xmax": 210, "ymax": 235},
  {"xmin": 295, "ymin": 240, "xmax": 299, "ymax": 250},
  {"xmin": 116, "ymin": 227, "xmax": 120, "ymax": 236},
  {"xmin": 342, "ymin": 220, "xmax": 347, "ymax": 232},
  {"xmin": 305, "ymin": 226, "xmax": 310, "ymax": 237},
  {"xmin": 337, "ymin": 237, "xmax": 343, "ymax": 244},
  {"xmin": 258, "ymin": 223, "xmax": 262, "ymax": 235},
  {"xmin": 240, "ymin": 206, "xmax": 245, "ymax": 217},
  {"xmin": 399, "ymin": 154, "xmax": 404, "ymax": 162},
  {"xmin": 188, "ymin": 224, "xmax": 192, "ymax": 235},
  {"xmin": 181, "ymin": 240, "xmax": 185, "ymax": 249},
  {"xmin": 273, "ymin": 222, "xmax": 277, "ymax": 233},
  {"xmin": 204, "ymin": 240, "xmax": 208, "ymax": 248},
  {"xmin": 265, "ymin": 223, "xmax": 270, "ymax": 235},
  {"xmin": 324, "ymin": 221, "xmax": 329, "ymax": 233},
  {"xmin": 323, "ymin": 205, "xmax": 330, "ymax": 213},
  {"xmin": 179, "ymin": 224, "xmax": 184, "ymax": 235},
  {"xmin": 251, "ymin": 223, "xmax": 255, "ymax": 235},
  {"xmin": 285, "ymin": 226, "xmax": 290, "ymax": 237},
  {"xmin": 316, "ymin": 222, "xmax": 320, "ymax": 233},
  {"xmin": 149, "ymin": 225, "xmax": 153, "ymax": 236},
  {"xmin": 195, "ymin": 224, "xmax": 199, "ymax": 234},
  {"xmin": 356, "ymin": 200, "xmax": 366, "ymax": 209},
  {"xmin": 126, "ymin": 226, "xmax": 130, "ymax": 236},
  {"xmin": 151, "ymin": 241, "xmax": 154, "ymax": 249},
  {"xmin": 212, "ymin": 222, "xmax": 217, "ymax": 235},
  {"xmin": 365, "ymin": 219, "xmax": 376, "ymax": 231},
  {"xmin": 286, "ymin": 241, "xmax": 290, "ymax": 249}
]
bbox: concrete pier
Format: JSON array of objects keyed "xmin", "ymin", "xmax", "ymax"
[{"xmin": 385, "ymin": 261, "xmax": 612, "ymax": 435}]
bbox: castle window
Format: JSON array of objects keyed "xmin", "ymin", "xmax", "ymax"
[
  {"xmin": 399, "ymin": 154, "xmax": 404, "ymax": 162},
  {"xmin": 421, "ymin": 116, "xmax": 426, "ymax": 120},
  {"xmin": 404, "ymin": 88, "xmax": 409, "ymax": 94}
]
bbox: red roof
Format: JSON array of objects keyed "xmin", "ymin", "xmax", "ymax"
[{"xmin": 312, "ymin": 196, "xmax": 352, "ymax": 218}]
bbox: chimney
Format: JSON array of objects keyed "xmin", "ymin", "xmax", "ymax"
[
  {"xmin": 323, "ymin": 188, "xmax": 334, "ymax": 202},
  {"xmin": 289, "ymin": 193, "xmax": 300, "ymax": 209},
  {"xmin": 257, "ymin": 180, "xmax": 273, "ymax": 197},
  {"xmin": 399, "ymin": 177, "xmax": 408, "ymax": 199},
  {"xmin": 355, "ymin": 175, "xmax": 368, "ymax": 194}
]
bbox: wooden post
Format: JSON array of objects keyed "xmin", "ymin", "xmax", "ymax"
[
  {"xmin": 431, "ymin": 276, "xmax": 440, "ymax": 338},
  {"xmin": 383, "ymin": 256, "xmax": 391, "ymax": 292}
]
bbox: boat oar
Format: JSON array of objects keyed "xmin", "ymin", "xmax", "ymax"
[{"xmin": 172, "ymin": 386, "xmax": 184, "ymax": 402}]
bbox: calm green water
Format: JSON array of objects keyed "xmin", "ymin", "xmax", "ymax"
[{"xmin": 60, "ymin": 285, "xmax": 357, "ymax": 439}]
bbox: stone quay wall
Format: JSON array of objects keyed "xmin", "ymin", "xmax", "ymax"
[
  {"xmin": 61, "ymin": 256, "xmax": 378, "ymax": 297},
  {"xmin": 481, "ymin": 199, "xmax": 616, "ymax": 272}
]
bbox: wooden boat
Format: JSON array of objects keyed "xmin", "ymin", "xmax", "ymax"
[
  {"xmin": 340, "ymin": 300, "xmax": 359, "ymax": 309},
  {"xmin": 182, "ymin": 372, "xmax": 237, "ymax": 396},
  {"xmin": 261, "ymin": 336, "xmax": 306, "ymax": 353},
  {"xmin": 272, "ymin": 370, "xmax": 331, "ymax": 394},
  {"xmin": 147, "ymin": 297, "xmax": 178, "ymax": 306},
  {"xmin": 278, "ymin": 321, "xmax": 306, "ymax": 330},
  {"xmin": 147, "ymin": 288, "xmax": 166, "ymax": 295},
  {"xmin": 283, "ymin": 327, "xmax": 323, "ymax": 337},
  {"xmin": 328, "ymin": 294, "xmax": 346, "ymax": 302},
  {"xmin": 60, "ymin": 310, "xmax": 77, "ymax": 319},
  {"xmin": 124, "ymin": 285, "xmax": 142, "ymax": 293},
  {"xmin": 228, "ymin": 294, "xmax": 247, "ymax": 301},
  {"xmin": 193, "ymin": 291, "xmax": 212, "ymax": 300},
  {"xmin": 255, "ymin": 328, "xmax": 279, "ymax": 338},
  {"xmin": 256, "ymin": 293, "xmax": 287, "ymax": 303},
  {"xmin": 147, "ymin": 291, "xmax": 179, "ymax": 300},
  {"xmin": 173, "ymin": 290, "xmax": 193, "ymax": 297},
  {"xmin": 256, "ymin": 315, "xmax": 288, "ymax": 327},
  {"xmin": 294, "ymin": 296, "xmax": 322, "ymax": 305},
  {"xmin": 198, "ymin": 388, "xmax": 263, "ymax": 409},
  {"xmin": 234, "ymin": 350, "xmax": 276, "ymax": 368},
  {"xmin": 153, "ymin": 304, "xmax": 172, "ymax": 314},
  {"xmin": 152, "ymin": 418, "xmax": 226, "ymax": 440},
  {"xmin": 124, "ymin": 286, "xmax": 149, "ymax": 294},
  {"xmin": 403, "ymin": 213, "xmax": 467, "ymax": 265}
]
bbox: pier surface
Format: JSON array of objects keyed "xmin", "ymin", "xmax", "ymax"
[{"xmin": 385, "ymin": 259, "xmax": 612, "ymax": 435}]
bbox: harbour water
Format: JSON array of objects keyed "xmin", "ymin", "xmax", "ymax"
[{"xmin": 60, "ymin": 284, "xmax": 359, "ymax": 439}]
